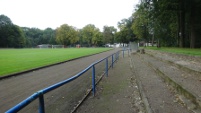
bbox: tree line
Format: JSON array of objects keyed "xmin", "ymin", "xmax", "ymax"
[{"xmin": 0, "ymin": 15, "xmax": 130, "ymax": 48}]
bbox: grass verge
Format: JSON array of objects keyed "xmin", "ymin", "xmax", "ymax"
[
  {"xmin": 145, "ymin": 47, "xmax": 201, "ymax": 56},
  {"xmin": 0, "ymin": 48, "xmax": 112, "ymax": 76}
]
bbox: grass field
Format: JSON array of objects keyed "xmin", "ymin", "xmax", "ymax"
[
  {"xmin": 0, "ymin": 48, "xmax": 112, "ymax": 76},
  {"xmin": 145, "ymin": 47, "xmax": 201, "ymax": 56}
]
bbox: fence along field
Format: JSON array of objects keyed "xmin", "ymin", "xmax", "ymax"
[{"xmin": 0, "ymin": 48, "xmax": 111, "ymax": 76}]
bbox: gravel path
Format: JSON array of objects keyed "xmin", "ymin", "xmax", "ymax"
[{"xmin": 0, "ymin": 49, "xmax": 119, "ymax": 112}]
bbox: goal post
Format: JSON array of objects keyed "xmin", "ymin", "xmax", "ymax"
[
  {"xmin": 37, "ymin": 44, "xmax": 64, "ymax": 49},
  {"xmin": 52, "ymin": 45, "xmax": 64, "ymax": 48},
  {"xmin": 38, "ymin": 44, "xmax": 52, "ymax": 48}
]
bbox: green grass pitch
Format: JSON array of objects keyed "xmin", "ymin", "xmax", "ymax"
[{"xmin": 0, "ymin": 48, "xmax": 112, "ymax": 76}]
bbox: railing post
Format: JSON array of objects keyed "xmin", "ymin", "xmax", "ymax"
[
  {"xmin": 112, "ymin": 54, "xmax": 114, "ymax": 68},
  {"xmin": 123, "ymin": 49, "xmax": 124, "ymax": 58},
  {"xmin": 105, "ymin": 58, "xmax": 108, "ymax": 77},
  {"xmin": 39, "ymin": 94, "xmax": 45, "ymax": 113},
  {"xmin": 118, "ymin": 51, "xmax": 120, "ymax": 59},
  {"xmin": 115, "ymin": 52, "xmax": 117, "ymax": 62},
  {"xmin": 92, "ymin": 65, "xmax": 96, "ymax": 96},
  {"xmin": 113, "ymin": 53, "xmax": 116, "ymax": 63},
  {"xmin": 128, "ymin": 49, "xmax": 129, "ymax": 56},
  {"xmin": 117, "ymin": 51, "xmax": 119, "ymax": 60}
]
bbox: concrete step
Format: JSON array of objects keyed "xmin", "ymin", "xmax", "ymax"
[
  {"xmin": 146, "ymin": 50, "xmax": 201, "ymax": 75},
  {"xmin": 137, "ymin": 53, "xmax": 201, "ymax": 112},
  {"xmin": 131, "ymin": 53, "xmax": 191, "ymax": 113}
]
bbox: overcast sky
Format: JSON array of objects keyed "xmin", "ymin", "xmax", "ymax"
[{"xmin": 0, "ymin": 0, "xmax": 139, "ymax": 30}]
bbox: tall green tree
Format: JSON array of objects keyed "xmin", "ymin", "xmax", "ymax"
[
  {"xmin": 132, "ymin": 0, "xmax": 179, "ymax": 47},
  {"xmin": 22, "ymin": 27, "xmax": 43, "ymax": 47},
  {"xmin": 0, "ymin": 14, "xmax": 12, "ymax": 25},
  {"xmin": 117, "ymin": 18, "xmax": 135, "ymax": 44},
  {"xmin": 22, "ymin": 27, "xmax": 57, "ymax": 47},
  {"xmin": 102, "ymin": 26, "xmax": 117, "ymax": 44},
  {"xmin": 0, "ymin": 15, "xmax": 25, "ymax": 48},
  {"xmin": 82, "ymin": 24, "xmax": 102, "ymax": 47},
  {"xmin": 56, "ymin": 24, "xmax": 78, "ymax": 46},
  {"xmin": 42, "ymin": 28, "xmax": 56, "ymax": 44},
  {"xmin": 131, "ymin": 5, "xmax": 148, "ymax": 40}
]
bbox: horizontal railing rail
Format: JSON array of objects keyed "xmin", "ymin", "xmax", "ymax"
[{"xmin": 6, "ymin": 49, "xmax": 129, "ymax": 113}]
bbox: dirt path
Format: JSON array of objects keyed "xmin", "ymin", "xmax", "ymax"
[{"xmin": 0, "ymin": 49, "xmax": 119, "ymax": 112}]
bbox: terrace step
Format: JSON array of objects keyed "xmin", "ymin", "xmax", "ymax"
[
  {"xmin": 131, "ymin": 53, "xmax": 191, "ymax": 113},
  {"xmin": 137, "ymin": 52, "xmax": 201, "ymax": 112},
  {"xmin": 146, "ymin": 50, "xmax": 201, "ymax": 75}
]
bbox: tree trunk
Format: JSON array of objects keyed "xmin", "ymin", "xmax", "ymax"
[
  {"xmin": 190, "ymin": 1, "xmax": 196, "ymax": 48},
  {"xmin": 179, "ymin": 0, "xmax": 185, "ymax": 48},
  {"xmin": 177, "ymin": 11, "xmax": 180, "ymax": 47},
  {"xmin": 157, "ymin": 39, "xmax": 160, "ymax": 48},
  {"xmin": 151, "ymin": 33, "xmax": 154, "ymax": 46}
]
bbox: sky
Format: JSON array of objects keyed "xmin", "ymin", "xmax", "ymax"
[{"xmin": 0, "ymin": 0, "xmax": 139, "ymax": 31}]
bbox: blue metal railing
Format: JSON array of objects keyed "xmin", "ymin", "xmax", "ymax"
[{"xmin": 6, "ymin": 49, "xmax": 129, "ymax": 113}]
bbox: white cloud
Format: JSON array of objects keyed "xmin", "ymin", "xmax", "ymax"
[{"xmin": 0, "ymin": 0, "xmax": 139, "ymax": 30}]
